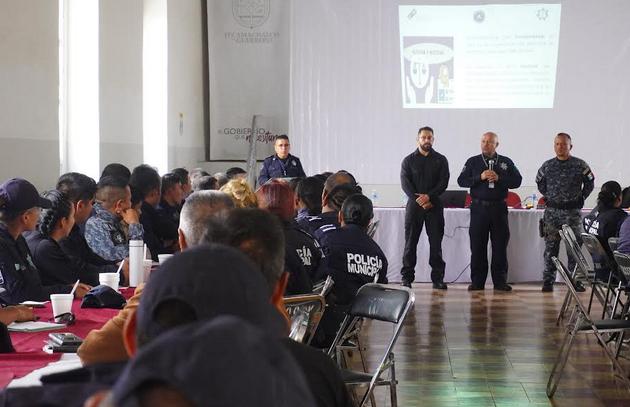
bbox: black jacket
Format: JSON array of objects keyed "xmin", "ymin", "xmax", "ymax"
[
  {"xmin": 401, "ymin": 148, "xmax": 450, "ymax": 206},
  {"xmin": 285, "ymin": 221, "xmax": 323, "ymax": 282},
  {"xmin": 58, "ymin": 225, "xmax": 118, "ymax": 280},
  {"xmin": 26, "ymin": 231, "xmax": 99, "ymax": 286},
  {"xmin": 457, "ymin": 154, "xmax": 522, "ymax": 201},
  {"xmin": 0, "ymin": 225, "xmax": 70, "ymax": 305}
]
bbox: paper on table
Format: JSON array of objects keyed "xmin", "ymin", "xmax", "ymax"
[
  {"xmin": 7, "ymin": 321, "xmax": 65, "ymax": 332},
  {"xmin": 19, "ymin": 301, "xmax": 49, "ymax": 308}
]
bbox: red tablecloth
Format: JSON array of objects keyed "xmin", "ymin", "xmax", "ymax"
[{"xmin": 0, "ymin": 287, "xmax": 135, "ymax": 388}]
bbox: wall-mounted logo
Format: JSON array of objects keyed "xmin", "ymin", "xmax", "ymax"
[{"xmin": 233, "ymin": 0, "xmax": 270, "ymax": 29}]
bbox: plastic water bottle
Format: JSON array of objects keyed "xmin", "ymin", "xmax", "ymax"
[
  {"xmin": 370, "ymin": 189, "xmax": 379, "ymax": 207},
  {"xmin": 532, "ymin": 193, "xmax": 537, "ymax": 209}
]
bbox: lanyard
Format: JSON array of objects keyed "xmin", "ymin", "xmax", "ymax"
[{"xmin": 481, "ymin": 154, "xmax": 499, "ymax": 169}]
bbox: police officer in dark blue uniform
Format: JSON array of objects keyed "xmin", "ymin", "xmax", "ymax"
[
  {"xmin": 258, "ymin": 135, "xmax": 306, "ymax": 186},
  {"xmin": 315, "ymin": 193, "xmax": 388, "ymax": 347},
  {"xmin": 458, "ymin": 132, "xmax": 522, "ymax": 291}
]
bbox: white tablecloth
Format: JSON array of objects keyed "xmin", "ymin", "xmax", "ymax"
[{"xmin": 372, "ymin": 207, "xmax": 548, "ymax": 283}]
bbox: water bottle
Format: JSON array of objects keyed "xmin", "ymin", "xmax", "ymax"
[
  {"xmin": 129, "ymin": 240, "xmax": 144, "ymax": 287},
  {"xmin": 532, "ymin": 193, "xmax": 538, "ymax": 209},
  {"xmin": 370, "ymin": 189, "xmax": 379, "ymax": 207}
]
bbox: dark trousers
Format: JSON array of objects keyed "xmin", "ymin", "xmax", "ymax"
[
  {"xmin": 401, "ymin": 201, "xmax": 446, "ymax": 283},
  {"xmin": 469, "ymin": 201, "xmax": 510, "ymax": 287}
]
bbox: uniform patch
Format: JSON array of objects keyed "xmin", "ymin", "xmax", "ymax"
[
  {"xmin": 500, "ymin": 162, "xmax": 508, "ymax": 170},
  {"xmin": 110, "ymin": 230, "xmax": 126, "ymax": 245},
  {"xmin": 291, "ymin": 160, "xmax": 297, "ymax": 166},
  {"xmin": 0, "ymin": 268, "xmax": 4, "ymax": 285}
]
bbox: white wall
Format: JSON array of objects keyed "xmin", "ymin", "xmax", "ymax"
[
  {"xmin": 0, "ymin": 0, "xmax": 59, "ymax": 190},
  {"xmin": 99, "ymin": 0, "xmax": 144, "ymax": 169}
]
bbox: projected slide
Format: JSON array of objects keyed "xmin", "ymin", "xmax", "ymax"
[{"xmin": 399, "ymin": 4, "xmax": 561, "ymax": 109}]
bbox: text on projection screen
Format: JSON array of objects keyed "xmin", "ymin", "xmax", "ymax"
[{"xmin": 399, "ymin": 4, "xmax": 561, "ymax": 109}]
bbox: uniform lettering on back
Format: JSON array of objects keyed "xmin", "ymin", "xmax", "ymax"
[{"xmin": 346, "ymin": 253, "xmax": 382, "ymax": 277}]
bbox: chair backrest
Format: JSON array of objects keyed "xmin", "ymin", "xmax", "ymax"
[
  {"xmin": 284, "ymin": 294, "xmax": 326, "ymax": 345},
  {"xmin": 613, "ymin": 251, "xmax": 630, "ymax": 285},
  {"xmin": 560, "ymin": 225, "xmax": 591, "ymax": 277},
  {"xmin": 581, "ymin": 232, "xmax": 610, "ymax": 269},
  {"xmin": 366, "ymin": 219, "xmax": 380, "ymax": 239},
  {"xmin": 538, "ymin": 196, "xmax": 546, "ymax": 208},
  {"xmin": 349, "ymin": 284, "xmax": 413, "ymax": 323},
  {"xmin": 505, "ymin": 191, "xmax": 522, "ymax": 208},
  {"xmin": 312, "ymin": 275, "xmax": 334, "ymax": 297},
  {"xmin": 609, "ymin": 237, "xmax": 620, "ymax": 252},
  {"xmin": 552, "ymin": 256, "xmax": 593, "ymax": 321}
]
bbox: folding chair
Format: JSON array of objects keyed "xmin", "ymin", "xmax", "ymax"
[
  {"xmin": 327, "ymin": 284, "xmax": 414, "ymax": 407},
  {"xmin": 284, "ymin": 293, "xmax": 326, "ymax": 345},
  {"xmin": 581, "ymin": 233, "xmax": 623, "ymax": 318},
  {"xmin": 546, "ymin": 256, "xmax": 630, "ymax": 398},
  {"xmin": 312, "ymin": 275, "xmax": 334, "ymax": 297},
  {"xmin": 609, "ymin": 237, "xmax": 620, "ymax": 252},
  {"xmin": 612, "ymin": 252, "xmax": 630, "ymax": 322},
  {"xmin": 367, "ymin": 219, "xmax": 380, "ymax": 239},
  {"xmin": 557, "ymin": 225, "xmax": 606, "ymax": 324}
]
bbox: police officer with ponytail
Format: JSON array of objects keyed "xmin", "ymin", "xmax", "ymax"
[{"xmin": 314, "ymin": 193, "xmax": 388, "ymax": 347}]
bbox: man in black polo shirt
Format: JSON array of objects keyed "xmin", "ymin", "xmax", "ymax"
[
  {"xmin": 400, "ymin": 126, "xmax": 450, "ymax": 289},
  {"xmin": 458, "ymin": 132, "xmax": 522, "ymax": 291}
]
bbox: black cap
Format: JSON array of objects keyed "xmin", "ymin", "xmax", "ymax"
[
  {"xmin": 135, "ymin": 244, "xmax": 287, "ymax": 346},
  {"xmin": 111, "ymin": 316, "xmax": 316, "ymax": 407},
  {"xmin": 0, "ymin": 178, "xmax": 52, "ymax": 212}
]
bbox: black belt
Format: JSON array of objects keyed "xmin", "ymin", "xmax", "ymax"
[
  {"xmin": 471, "ymin": 198, "xmax": 505, "ymax": 206},
  {"xmin": 545, "ymin": 200, "xmax": 582, "ymax": 210}
]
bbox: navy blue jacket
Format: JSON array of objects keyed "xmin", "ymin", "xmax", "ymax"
[
  {"xmin": 258, "ymin": 154, "xmax": 306, "ymax": 186},
  {"xmin": 58, "ymin": 225, "xmax": 118, "ymax": 281},
  {"xmin": 318, "ymin": 225, "xmax": 388, "ymax": 306},
  {"xmin": 285, "ymin": 221, "xmax": 323, "ymax": 283},
  {"xmin": 457, "ymin": 154, "xmax": 522, "ymax": 201},
  {"xmin": 297, "ymin": 211, "xmax": 339, "ymax": 240},
  {"xmin": 0, "ymin": 225, "xmax": 71, "ymax": 305},
  {"xmin": 401, "ymin": 148, "xmax": 450, "ymax": 206}
]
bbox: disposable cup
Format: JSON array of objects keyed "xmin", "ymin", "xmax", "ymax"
[
  {"xmin": 50, "ymin": 294, "xmax": 74, "ymax": 322},
  {"xmin": 99, "ymin": 273, "xmax": 120, "ymax": 291},
  {"xmin": 143, "ymin": 259, "xmax": 153, "ymax": 282},
  {"xmin": 158, "ymin": 254, "xmax": 173, "ymax": 264}
]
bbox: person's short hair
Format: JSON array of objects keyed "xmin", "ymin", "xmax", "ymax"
[
  {"xmin": 95, "ymin": 176, "xmax": 129, "ymax": 209},
  {"xmin": 323, "ymin": 170, "xmax": 357, "ymax": 195},
  {"xmin": 225, "ymin": 167, "xmax": 247, "ymax": 180},
  {"xmin": 171, "ymin": 168, "xmax": 190, "ymax": 186},
  {"xmin": 598, "ymin": 180, "xmax": 622, "ymax": 209},
  {"xmin": 192, "ymin": 175, "xmax": 218, "ymax": 191},
  {"xmin": 202, "ymin": 209, "xmax": 285, "ymax": 293},
  {"xmin": 256, "ymin": 180, "xmax": 295, "ymax": 221},
  {"xmin": 295, "ymin": 176, "xmax": 324, "ymax": 215},
  {"xmin": 135, "ymin": 244, "xmax": 286, "ymax": 346},
  {"xmin": 213, "ymin": 172, "xmax": 229, "ymax": 189},
  {"xmin": 275, "ymin": 134, "xmax": 289, "ymax": 143},
  {"xmin": 327, "ymin": 183, "xmax": 362, "ymax": 211},
  {"xmin": 418, "ymin": 126, "xmax": 434, "ymax": 135},
  {"xmin": 189, "ymin": 168, "xmax": 210, "ymax": 181},
  {"xmin": 622, "ymin": 187, "xmax": 630, "ymax": 208},
  {"xmin": 161, "ymin": 173, "xmax": 181, "ymax": 196},
  {"xmin": 341, "ymin": 193, "xmax": 373, "ymax": 229},
  {"xmin": 100, "ymin": 163, "xmax": 131, "ymax": 183},
  {"xmin": 130, "ymin": 185, "xmax": 144, "ymax": 208},
  {"xmin": 556, "ymin": 132, "xmax": 572, "ymax": 141},
  {"xmin": 220, "ymin": 178, "xmax": 257, "ymax": 208},
  {"xmin": 130, "ymin": 165, "xmax": 161, "ymax": 200},
  {"xmin": 56, "ymin": 172, "xmax": 97, "ymax": 203},
  {"xmin": 38, "ymin": 190, "xmax": 73, "ymax": 237},
  {"xmin": 179, "ymin": 191, "xmax": 234, "ymax": 246}
]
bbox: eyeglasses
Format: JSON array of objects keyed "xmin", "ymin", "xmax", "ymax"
[{"xmin": 50, "ymin": 312, "xmax": 76, "ymax": 325}]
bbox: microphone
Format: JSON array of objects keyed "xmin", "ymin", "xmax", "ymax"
[{"xmin": 488, "ymin": 160, "xmax": 495, "ymax": 189}]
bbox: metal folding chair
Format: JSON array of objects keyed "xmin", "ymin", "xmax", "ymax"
[
  {"xmin": 284, "ymin": 293, "xmax": 326, "ymax": 345},
  {"xmin": 609, "ymin": 237, "xmax": 620, "ymax": 252},
  {"xmin": 327, "ymin": 284, "xmax": 415, "ymax": 407},
  {"xmin": 581, "ymin": 233, "xmax": 623, "ymax": 318},
  {"xmin": 547, "ymin": 256, "xmax": 630, "ymax": 398},
  {"xmin": 312, "ymin": 275, "xmax": 334, "ymax": 297},
  {"xmin": 367, "ymin": 219, "xmax": 380, "ymax": 239}
]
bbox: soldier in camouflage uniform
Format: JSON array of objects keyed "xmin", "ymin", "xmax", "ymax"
[
  {"xmin": 536, "ymin": 133, "xmax": 594, "ymax": 292},
  {"xmin": 85, "ymin": 177, "xmax": 144, "ymax": 262}
]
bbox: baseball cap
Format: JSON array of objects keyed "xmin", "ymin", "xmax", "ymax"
[
  {"xmin": 135, "ymin": 244, "xmax": 287, "ymax": 346},
  {"xmin": 0, "ymin": 178, "xmax": 52, "ymax": 212},
  {"xmin": 112, "ymin": 316, "xmax": 316, "ymax": 407}
]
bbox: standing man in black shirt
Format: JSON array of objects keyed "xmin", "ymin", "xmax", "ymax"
[
  {"xmin": 457, "ymin": 132, "xmax": 522, "ymax": 291},
  {"xmin": 400, "ymin": 126, "xmax": 450, "ymax": 289}
]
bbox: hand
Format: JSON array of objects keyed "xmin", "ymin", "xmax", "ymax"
[
  {"xmin": 481, "ymin": 170, "xmax": 498, "ymax": 182},
  {"xmin": 121, "ymin": 208, "xmax": 140, "ymax": 225},
  {"xmin": 74, "ymin": 283, "xmax": 92, "ymax": 299},
  {"xmin": 415, "ymin": 193, "xmax": 430, "ymax": 206},
  {"xmin": 421, "ymin": 201, "xmax": 434, "ymax": 210},
  {"xmin": 120, "ymin": 259, "xmax": 130, "ymax": 285},
  {"xmin": 13, "ymin": 305, "xmax": 36, "ymax": 322}
]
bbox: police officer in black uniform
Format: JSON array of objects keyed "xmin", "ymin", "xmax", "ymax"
[
  {"xmin": 457, "ymin": 132, "xmax": 522, "ymax": 291},
  {"xmin": 258, "ymin": 135, "xmax": 306, "ymax": 186},
  {"xmin": 400, "ymin": 126, "xmax": 450, "ymax": 289}
]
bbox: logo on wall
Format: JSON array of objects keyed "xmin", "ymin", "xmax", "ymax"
[{"xmin": 233, "ymin": 0, "xmax": 270, "ymax": 29}]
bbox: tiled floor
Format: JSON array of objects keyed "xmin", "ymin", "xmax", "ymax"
[{"xmin": 352, "ymin": 283, "xmax": 630, "ymax": 406}]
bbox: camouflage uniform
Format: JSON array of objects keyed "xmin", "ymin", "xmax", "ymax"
[
  {"xmin": 85, "ymin": 203, "xmax": 144, "ymax": 262},
  {"xmin": 536, "ymin": 156, "xmax": 594, "ymax": 285}
]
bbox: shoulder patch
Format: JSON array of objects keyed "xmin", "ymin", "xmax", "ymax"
[{"xmin": 0, "ymin": 268, "xmax": 4, "ymax": 285}]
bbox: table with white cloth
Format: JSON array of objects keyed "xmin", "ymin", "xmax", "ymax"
[{"xmin": 372, "ymin": 207, "xmax": 552, "ymax": 283}]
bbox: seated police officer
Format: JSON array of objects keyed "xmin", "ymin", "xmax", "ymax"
[
  {"xmin": 155, "ymin": 173, "xmax": 182, "ymax": 252},
  {"xmin": 258, "ymin": 135, "xmax": 306, "ymax": 186},
  {"xmin": 130, "ymin": 165, "xmax": 165, "ymax": 262},
  {"xmin": 85, "ymin": 176, "xmax": 144, "ymax": 262},
  {"xmin": 295, "ymin": 176, "xmax": 325, "ymax": 222},
  {"xmin": 315, "ymin": 193, "xmax": 388, "ymax": 347},
  {"xmin": 0, "ymin": 178, "xmax": 90, "ymax": 304}
]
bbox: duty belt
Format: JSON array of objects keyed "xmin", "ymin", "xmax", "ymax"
[
  {"xmin": 471, "ymin": 198, "xmax": 505, "ymax": 206},
  {"xmin": 545, "ymin": 200, "xmax": 582, "ymax": 210}
]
